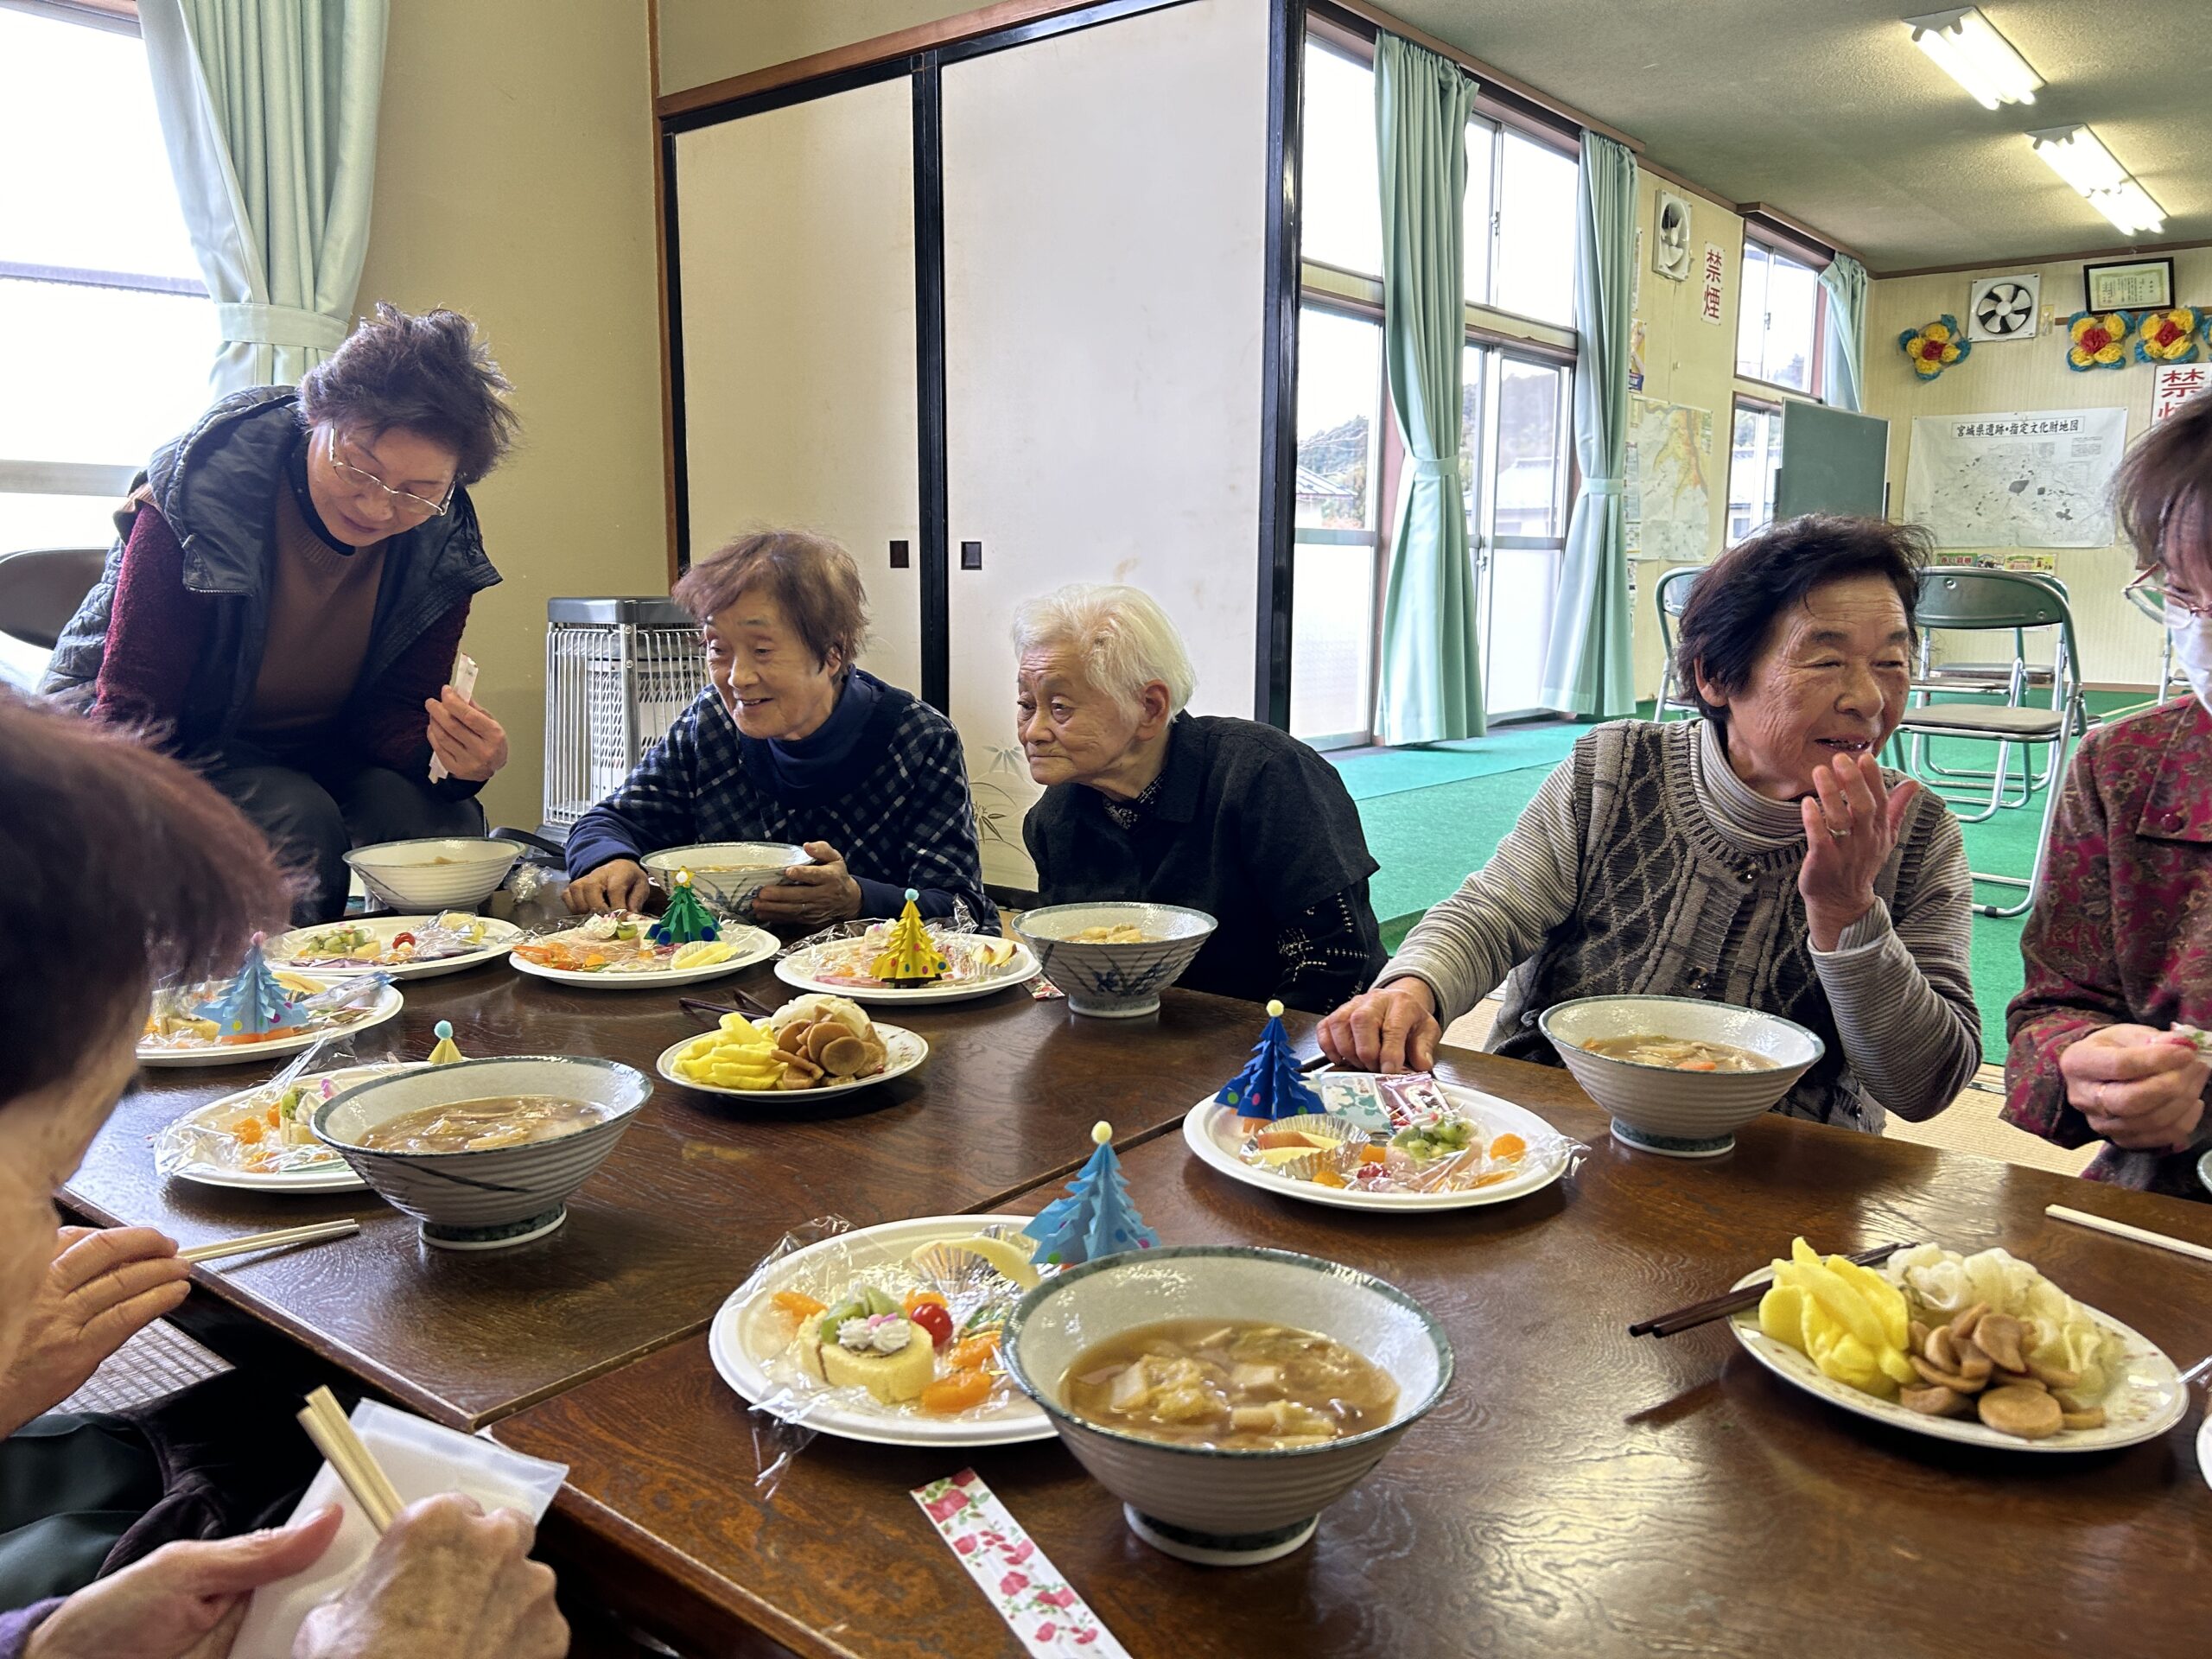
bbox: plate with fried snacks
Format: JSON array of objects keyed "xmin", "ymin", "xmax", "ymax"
[
  {"xmin": 1727, "ymin": 1239, "xmax": 2186, "ymax": 1453},
  {"xmin": 657, "ymin": 993, "xmax": 927, "ymax": 1101}
]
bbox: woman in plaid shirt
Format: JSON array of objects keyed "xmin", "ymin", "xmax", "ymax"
[
  {"xmin": 563, "ymin": 531, "xmax": 995, "ymax": 932},
  {"xmin": 2005, "ymin": 400, "xmax": 2212, "ymax": 1198}
]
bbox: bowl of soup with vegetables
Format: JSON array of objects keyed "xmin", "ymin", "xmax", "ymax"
[
  {"xmin": 1002, "ymin": 1247, "xmax": 1452, "ymax": 1565},
  {"xmin": 313, "ymin": 1057, "xmax": 652, "ymax": 1249},
  {"xmin": 1540, "ymin": 995, "xmax": 1824, "ymax": 1159}
]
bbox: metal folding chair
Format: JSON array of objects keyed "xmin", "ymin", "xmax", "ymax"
[
  {"xmin": 1904, "ymin": 570, "xmax": 2071, "ymax": 810},
  {"xmin": 0, "ymin": 546, "xmax": 106, "ymax": 652},
  {"xmin": 1652, "ymin": 566, "xmax": 1701, "ymax": 721},
  {"xmin": 1892, "ymin": 569, "xmax": 2086, "ymax": 918}
]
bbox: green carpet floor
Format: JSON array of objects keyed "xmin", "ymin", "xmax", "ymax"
[{"xmin": 1340, "ymin": 693, "xmax": 2152, "ymax": 1065}]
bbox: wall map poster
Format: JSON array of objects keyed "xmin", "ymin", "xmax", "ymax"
[
  {"xmin": 1624, "ymin": 397, "xmax": 1713, "ymax": 563},
  {"xmin": 1902, "ymin": 408, "xmax": 2127, "ymax": 550}
]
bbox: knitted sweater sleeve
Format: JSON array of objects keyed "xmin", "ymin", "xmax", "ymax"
[
  {"xmin": 1373, "ymin": 759, "xmax": 1580, "ymax": 1024},
  {"xmin": 1808, "ymin": 797, "xmax": 1981, "ymax": 1121},
  {"xmin": 90, "ymin": 505, "xmax": 212, "ymax": 746}
]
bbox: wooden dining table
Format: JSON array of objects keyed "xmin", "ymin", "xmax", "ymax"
[
  {"xmin": 60, "ymin": 958, "xmax": 1282, "ymax": 1429},
  {"xmin": 493, "ymin": 1047, "xmax": 2212, "ymax": 1659}
]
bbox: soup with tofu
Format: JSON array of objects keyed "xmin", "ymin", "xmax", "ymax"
[
  {"xmin": 355, "ymin": 1096, "xmax": 610, "ymax": 1154},
  {"xmin": 1060, "ymin": 1319, "xmax": 1397, "ymax": 1450},
  {"xmin": 1580, "ymin": 1034, "xmax": 1774, "ymax": 1073}
]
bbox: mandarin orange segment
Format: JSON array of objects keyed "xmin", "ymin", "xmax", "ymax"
[
  {"xmin": 1488, "ymin": 1133, "xmax": 1526, "ymax": 1160},
  {"xmin": 920, "ymin": 1368, "xmax": 994, "ymax": 1414}
]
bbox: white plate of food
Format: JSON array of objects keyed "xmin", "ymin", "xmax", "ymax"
[
  {"xmin": 1727, "ymin": 1241, "xmax": 2186, "ymax": 1453},
  {"xmin": 267, "ymin": 914, "xmax": 521, "ymax": 980},
  {"xmin": 137, "ymin": 980, "xmax": 404, "ymax": 1068},
  {"xmin": 658, "ymin": 997, "xmax": 927, "ymax": 1101},
  {"xmin": 709, "ymin": 1214, "xmax": 1055, "ymax": 1447},
  {"xmin": 508, "ymin": 912, "xmax": 779, "ymax": 988},
  {"xmin": 1181, "ymin": 1074, "xmax": 1573, "ymax": 1212},
  {"xmin": 773, "ymin": 931, "xmax": 1036, "ymax": 1005},
  {"xmin": 151, "ymin": 1064, "xmax": 425, "ymax": 1191}
]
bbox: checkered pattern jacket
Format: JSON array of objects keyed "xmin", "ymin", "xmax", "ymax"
[{"xmin": 564, "ymin": 675, "xmax": 995, "ymax": 930}]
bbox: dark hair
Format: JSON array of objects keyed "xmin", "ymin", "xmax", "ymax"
[
  {"xmin": 2116, "ymin": 393, "xmax": 2212, "ymax": 575},
  {"xmin": 0, "ymin": 692, "xmax": 294, "ymax": 1103},
  {"xmin": 300, "ymin": 302, "xmax": 518, "ymax": 486},
  {"xmin": 1675, "ymin": 514, "xmax": 1928, "ymax": 726},
  {"xmin": 672, "ymin": 529, "xmax": 869, "ymax": 669}
]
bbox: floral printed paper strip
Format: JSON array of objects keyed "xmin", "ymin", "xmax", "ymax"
[{"xmin": 912, "ymin": 1469, "xmax": 1131, "ymax": 1657}]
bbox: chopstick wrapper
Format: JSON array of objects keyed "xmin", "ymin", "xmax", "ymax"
[
  {"xmin": 232, "ymin": 1399, "xmax": 567, "ymax": 1659},
  {"xmin": 913, "ymin": 1469, "xmax": 1129, "ymax": 1657}
]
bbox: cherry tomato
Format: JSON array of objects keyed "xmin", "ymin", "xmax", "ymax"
[
  {"xmin": 910, "ymin": 1302, "xmax": 956, "ymax": 1350},
  {"xmin": 392, "ymin": 932, "xmax": 416, "ymax": 947}
]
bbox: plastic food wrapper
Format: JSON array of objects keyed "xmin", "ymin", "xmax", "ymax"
[
  {"xmin": 1230, "ymin": 1075, "xmax": 1586, "ymax": 1198},
  {"xmin": 229, "ymin": 1398, "xmax": 567, "ymax": 1659},
  {"xmin": 140, "ymin": 971, "xmax": 394, "ymax": 1053},
  {"xmin": 728, "ymin": 1217, "xmax": 1044, "ymax": 1497},
  {"xmin": 778, "ymin": 897, "xmax": 1024, "ymax": 989},
  {"xmin": 151, "ymin": 1033, "xmax": 406, "ymax": 1181},
  {"xmin": 510, "ymin": 910, "xmax": 750, "ymax": 976},
  {"xmin": 278, "ymin": 912, "xmax": 499, "ymax": 970}
]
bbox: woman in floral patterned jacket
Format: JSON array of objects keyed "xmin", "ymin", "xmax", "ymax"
[{"xmin": 2005, "ymin": 400, "xmax": 2212, "ymax": 1199}]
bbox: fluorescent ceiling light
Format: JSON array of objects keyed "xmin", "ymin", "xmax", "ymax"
[
  {"xmin": 2029, "ymin": 126, "xmax": 2165, "ymax": 238},
  {"xmin": 1906, "ymin": 8, "xmax": 2043, "ymax": 109}
]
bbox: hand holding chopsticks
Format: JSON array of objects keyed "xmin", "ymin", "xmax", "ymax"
[
  {"xmin": 296, "ymin": 1386, "xmax": 404, "ymax": 1531},
  {"xmin": 1628, "ymin": 1242, "xmax": 1915, "ymax": 1338},
  {"xmin": 179, "ymin": 1218, "xmax": 359, "ymax": 1265}
]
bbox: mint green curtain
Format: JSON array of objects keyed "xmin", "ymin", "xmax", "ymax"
[
  {"xmin": 1539, "ymin": 130, "xmax": 1636, "ymax": 719},
  {"xmin": 1371, "ymin": 34, "xmax": 1481, "ymax": 746},
  {"xmin": 142, "ymin": 0, "xmax": 387, "ymax": 392},
  {"xmin": 1819, "ymin": 251, "xmax": 1869, "ymax": 413}
]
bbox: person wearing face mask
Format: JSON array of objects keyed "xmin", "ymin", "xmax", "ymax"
[
  {"xmin": 2004, "ymin": 402, "xmax": 2212, "ymax": 1198},
  {"xmin": 41, "ymin": 304, "xmax": 518, "ymax": 926},
  {"xmin": 1319, "ymin": 515, "xmax": 1980, "ymax": 1132},
  {"xmin": 563, "ymin": 530, "xmax": 995, "ymax": 931},
  {"xmin": 1014, "ymin": 583, "xmax": 1385, "ymax": 1013},
  {"xmin": 0, "ymin": 691, "xmax": 564, "ymax": 1659}
]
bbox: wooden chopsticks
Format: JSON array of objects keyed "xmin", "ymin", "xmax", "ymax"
[
  {"xmin": 1628, "ymin": 1242, "xmax": 1914, "ymax": 1338},
  {"xmin": 680, "ymin": 988, "xmax": 779, "ymax": 1022},
  {"xmin": 2046, "ymin": 1203, "xmax": 2212, "ymax": 1266},
  {"xmin": 179, "ymin": 1218, "xmax": 359, "ymax": 1265},
  {"xmin": 296, "ymin": 1386, "xmax": 404, "ymax": 1530}
]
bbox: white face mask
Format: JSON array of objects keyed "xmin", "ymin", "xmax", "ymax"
[{"xmin": 2167, "ymin": 601, "xmax": 2212, "ymax": 710}]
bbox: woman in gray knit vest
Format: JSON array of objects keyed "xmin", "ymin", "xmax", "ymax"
[{"xmin": 1319, "ymin": 516, "xmax": 1979, "ymax": 1132}]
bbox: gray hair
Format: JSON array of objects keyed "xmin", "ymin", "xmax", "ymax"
[{"xmin": 1009, "ymin": 583, "xmax": 1197, "ymax": 715}]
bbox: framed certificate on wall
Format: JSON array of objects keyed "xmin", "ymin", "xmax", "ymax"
[{"xmin": 2082, "ymin": 256, "xmax": 2173, "ymax": 312}]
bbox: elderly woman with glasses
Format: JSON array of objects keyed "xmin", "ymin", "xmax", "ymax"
[
  {"xmin": 43, "ymin": 304, "xmax": 518, "ymax": 923},
  {"xmin": 2005, "ymin": 401, "xmax": 2212, "ymax": 1199},
  {"xmin": 1014, "ymin": 583, "xmax": 1385, "ymax": 1012},
  {"xmin": 1319, "ymin": 516, "xmax": 1980, "ymax": 1133}
]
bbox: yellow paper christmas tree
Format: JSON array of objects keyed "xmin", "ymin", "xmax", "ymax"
[{"xmin": 869, "ymin": 888, "xmax": 948, "ymax": 985}]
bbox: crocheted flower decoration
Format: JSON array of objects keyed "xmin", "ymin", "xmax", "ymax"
[
  {"xmin": 1897, "ymin": 316, "xmax": 1970, "ymax": 380},
  {"xmin": 2066, "ymin": 310, "xmax": 2133, "ymax": 371},
  {"xmin": 2133, "ymin": 306, "xmax": 2202, "ymax": 365}
]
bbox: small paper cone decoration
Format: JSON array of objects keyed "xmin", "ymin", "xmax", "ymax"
[
  {"xmin": 427, "ymin": 1020, "xmax": 464, "ymax": 1065},
  {"xmin": 1214, "ymin": 999, "xmax": 1325, "ymax": 1121},
  {"xmin": 870, "ymin": 888, "xmax": 948, "ymax": 984},
  {"xmin": 649, "ymin": 869, "xmax": 721, "ymax": 945},
  {"xmin": 194, "ymin": 934, "xmax": 311, "ymax": 1038},
  {"xmin": 1020, "ymin": 1122, "xmax": 1160, "ymax": 1267}
]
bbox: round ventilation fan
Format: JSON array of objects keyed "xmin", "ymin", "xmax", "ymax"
[{"xmin": 1973, "ymin": 281, "xmax": 2036, "ymax": 339}]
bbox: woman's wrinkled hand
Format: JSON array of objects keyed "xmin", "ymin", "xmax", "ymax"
[
  {"xmin": 1317, "ymin": 980, "xmax": 1441, "ymax": 1074},
  {"xmin": 26, "ymin": 1506, "xmax": 342, "ymax": 1659},
  {"xmin": 296, "ymin": 1494, "xmax": 566, "ymax": 1659},
  {"xmin": 2059, "ymin": 1025, "xmax": 2210, "ymax": 1152},
  {"xmin": 425, "ymin": 689, "xmax": 509, "ymax": 783},
  {"xmin": 1798, "ymin": 752, "xmax": 1917, "ymax": 950},
  {"xmin": 0, "ymin": 1226, "xmax": 190, "ymax": 1439},
  {"xmin": 563, "ymin": 858, "xmax": 652, "ymax": 914},
  {"xmin": 751, "ymin": 841, "xmax": 863, "ymax": 926}
]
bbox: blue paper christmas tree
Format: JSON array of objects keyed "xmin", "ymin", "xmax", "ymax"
[
  {"xmin": 649, "ymin": 868, "xmax": 720, "ymax": 945},
  {"xmin": 1020, "ymin": 1122, "xmax": 1160, "ymax": 1267},
  {"xmin": 1215, "ymin": 999, "xmax": 1324, "ymax": 1121},
  {"xmin": 194, "ymin": 934, "xmax": 311, "ymax": 1039}
]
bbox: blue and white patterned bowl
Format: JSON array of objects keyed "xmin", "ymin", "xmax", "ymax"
[
  {"xmin": 1002, "ymin": 1246, "xmax": 1452, "ymax": 1565},
  {"xmin": 1014, "ymin": 902, "xmax": 1217, "ymax": 1018},
  {"xmin": 1540, "ymin": 995, "xmax": 1824, "ymax": 1159},
  {"xmin": 312, "ymin": 1057, "xmax": 652, "ymax": 1250},
  {"xmin": 644, "ymin": 842, "xmax": 808, "ymax": 919}
]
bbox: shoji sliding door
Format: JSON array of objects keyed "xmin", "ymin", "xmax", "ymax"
[
  {"xmin": 938, "ymin": 0, "xmax": 1274, "ymax": 887},
  {"xmin": 671, "ymin": 79, "xmax": 925, "ymax": 691}
]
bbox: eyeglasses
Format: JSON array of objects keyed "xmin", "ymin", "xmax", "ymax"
[
  {"xmin": 2125, "ymin": 564, "xmax": 2212, "ymax": 622},
  {"xmin": 323, "ymin": 428, "xmax": 454, "ymax": 520}
]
